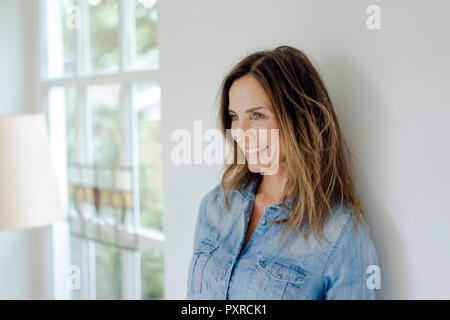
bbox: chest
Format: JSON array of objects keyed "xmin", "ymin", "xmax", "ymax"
[
  {"xmin": 241, "ymin": 199, "xmax": 265, "ymax": 250},
  {"xmin": 186, "ymin": 193, "xmax": 330, "ymax": 300}
]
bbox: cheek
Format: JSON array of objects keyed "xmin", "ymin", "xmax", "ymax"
[
  {"xmin": 267, "ymin": 128, "xmax": 285, "ymax": 159},
  {"xmin": 229, "ymin": 127, "xmax": 242, "ymax": 148},
  {"xmin": 230, "ymin": 120, "xmax": 240, "ymax": 134},
  {"xmin": 275, "ymin": 136, "xmax": 285, "ymax": 160},
  {"xmin": 265, "ymin": 124, "xmax": 280, "ymax": 146},
  {"xmin": 229, "ymin": 125, "xmax": 236, "ymax": 139}
]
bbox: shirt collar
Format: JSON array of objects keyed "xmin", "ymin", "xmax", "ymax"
[
  {"xmin": 239, "ymin": 173, "xmax": 262, "ymax": 202},
  {"xmin": 239, "ymin": 173, "xmax": 293, "ymax": 210}
]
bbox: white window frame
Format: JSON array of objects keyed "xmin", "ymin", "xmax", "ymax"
[{"xmin": 37, "ymin": 0, "xmax": 164, "ymax": 300}]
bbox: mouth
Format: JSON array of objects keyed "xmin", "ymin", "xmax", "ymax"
[{"xmin": 244, "ymin": 145, "xmax": 269, "ymax": 156}]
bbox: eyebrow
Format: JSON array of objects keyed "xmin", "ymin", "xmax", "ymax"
[{"xmin": 228, "ymin": 106, "xmax": 266, "ymax": 113}]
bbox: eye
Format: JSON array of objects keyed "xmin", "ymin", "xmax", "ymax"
[
  {"xmin": 229, "ymin": 114, "xmax": 238, "ymax": 121},
  {"xmin": 252, "ymin": 112, "xmax": 265, "ymax": 120}
]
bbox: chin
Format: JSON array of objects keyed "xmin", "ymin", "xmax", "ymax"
[
  {"xmin": 247, "ymin": 163, "xmax": 263, "ymax": 173},
  {"xmin": 247, "ymin": 163, "xmax": 279, "ymax": 175}
]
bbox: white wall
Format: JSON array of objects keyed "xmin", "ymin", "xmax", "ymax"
[
  {"xmin": 0, "ymin": 0, "xmax": 37, "ymax": 115},
  {"xmin": 0, "ymin": 0, "xmax": 52, "ymax": 299},
  {"xmin": 159, "ymin": 0, "xmax": 450, "ymax": 299},
  {"xmin": 1, "ymin": 0, "xmax": 449, "ymax": 300}
]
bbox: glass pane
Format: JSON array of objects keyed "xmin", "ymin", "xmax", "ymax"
[
  {"xmin": 88, "ymin": 84, "xmax": 123, "ymax": 222},
  {"xmin": 133, "ymin": 0, "xmax": 159, "ymax": 69},
  {"xmin": 45, "ymin": 0, "xmax": 76, "ymax": 78},
  {"xmin": 95, "ymin": 242, "xmax": 122, "ymax": 299},
  {"xmin": 141, "ymin": 248, "xmax": 164, "ymax": 299},
  {"xmin": 89, "ymin": 0, "xmax": 119, "ymax": 73},
  {"xmin": 70, "ymin": 236, "xmax": 82, "ymax": 300},
  {"xmin": 48, "ymin": 86, "xmax": 78, "ymax": 162},
  {"xmin": 88, "ymin": 84, "xmax": 122, "ymax": 166},
  {"xmin": 65, "ymin": 87, "xmax": 81, "ymax": 163},
  {"xmin": 134, "ymin": 83, "xmax": 162, "ymax": 230}
]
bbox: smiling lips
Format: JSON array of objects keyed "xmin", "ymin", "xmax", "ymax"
[{"xmin": 245, "ymin": 145, "xmax": 269, "ymax": 156}]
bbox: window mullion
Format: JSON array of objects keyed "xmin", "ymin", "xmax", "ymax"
[
  {"xmin": 74, "ymin": 86, "xmax": 91, "ymax": 300},
  {"xmin": 120, "ymin": 80, "xmax": 142, "ymax": 300},
  {"xmin": 74, "ymin": 0, "xmax": 96, "ymax": 300},
  {"xmin": 119, "ymin": 0, "xmax": 135, "ymax": 72},
  {"xmin": 75, "ymin": 0, "xmax": 90, "ymax": 76},
  {"xmin": 130, "ymin": 82, "xmax": 142, "ymax": 299},
  {"xmin": 81, "ymin": 85, "xmax": 97, "ymax": 300},
  {"xmin": 38, "ymin": 0, "xmax": 48, "ymax": 80},
  {"xmin": 48, "ymin": 88, "xmax": 72, "ymax": 300},
  {"xmin": 119, "ymin": 0, "xmax": 142, "ymax": 300}
]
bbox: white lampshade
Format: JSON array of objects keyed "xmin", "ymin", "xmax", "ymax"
[{"xmin": 0, "ymin": 113, "xmax": 67, "ymax": 230}]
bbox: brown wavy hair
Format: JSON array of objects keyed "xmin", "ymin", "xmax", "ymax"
[{"xmin": 217, "ymin": 45, "xmax": 368, "ymax": 242}]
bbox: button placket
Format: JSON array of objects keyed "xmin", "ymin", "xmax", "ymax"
[
  {"xmin": 252, "ymin": 209, "xmax": 274, "ymax": 240},
  {"xmin": 239, "ymin": 200, "xmax": 272, "ymax": 258}
]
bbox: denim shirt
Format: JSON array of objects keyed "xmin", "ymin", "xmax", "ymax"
[{"xmin": 186, "ymin": 174, "xmax": 379, "ymax": 300}]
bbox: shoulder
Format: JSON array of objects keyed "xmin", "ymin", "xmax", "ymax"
[
  {"xmin": 321, "ymin": 203, "xmax": 372, "ymax": 247},
  {"xmin": 199, "ymin": 184, "xmax": 224, "ymax": 207},
  {"xmin": 323, "ymin": 203, "xmax": 378, "ymax": 276},
  {"xmin": 334, "ymin": 204, "xmax": 373, "ymax": 248},
  {"xmin": 198, "ymin": 183, "xmax": 242, "ymax": 214},
  {"xmin": 193, "ymin": 183, "xmax": 242, "ymax": 246},
  {"xmin": 321, "ymin": 204, "xmax": 379, "ymax": 299}
]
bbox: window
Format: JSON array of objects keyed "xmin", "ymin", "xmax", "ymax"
[{"xmin": 39, "ymin": 0, "xmax": 163, "ymax": 299}]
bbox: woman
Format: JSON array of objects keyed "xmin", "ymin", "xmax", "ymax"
[{"xmin": 186, "ymin": 45, "xmax": 379, "ymax": 300}]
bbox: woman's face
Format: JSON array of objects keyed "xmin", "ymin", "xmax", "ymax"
[{"xmin": 228, "ymin": 75, "xmax": 284, "ymax": 175}]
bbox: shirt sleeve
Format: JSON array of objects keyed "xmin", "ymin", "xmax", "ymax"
[
  {"xmin": 323, "ymin": 216, "xmax": 380, "ymax": 300},
  {"xmin": 192, "ymin": 193, "xmax": 209, "ymax": 251},
  {"xmin": 186, "ymin": 193, "xmax": 209, "ymax": 299}
]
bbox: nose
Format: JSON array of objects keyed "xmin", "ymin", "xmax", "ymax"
[
  {"xmin": 238, "ymin": 117, "xmax": 251, "ymax": 132},
  {"xmin": 233, "ymin": 118, "xmax": 257, "ymax": 147}
]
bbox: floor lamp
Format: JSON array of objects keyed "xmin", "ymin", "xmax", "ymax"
[{"xmin": 0, "ymin": 113, "xmax": 67, "ymax": 230}]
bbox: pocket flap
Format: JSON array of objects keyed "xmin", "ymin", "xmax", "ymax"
[{"xmin": 258, "ymin": 257, "xmax": 308, "ymax": 283}]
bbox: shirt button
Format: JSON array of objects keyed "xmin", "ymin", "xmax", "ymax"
[
  {"xmin": 276, "ymin": 270, "xmax": 282, "ymax": 276},
  {"xmin": 261, "ymin": 219, "xmax": 266, "ymax": 225}
]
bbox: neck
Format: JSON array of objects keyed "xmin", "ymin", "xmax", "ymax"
[{"xmin": 257, "ymin": 160, "xmax": 289, "ymax": 202}]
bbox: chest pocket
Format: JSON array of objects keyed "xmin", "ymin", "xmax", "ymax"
[
  {"xmin": 248, "ymin": 256, "xmax": 310, "ymax": 299},
  {"xmin": 187, "ymin": 239, "xmax": 219, "ymax": 295}
]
